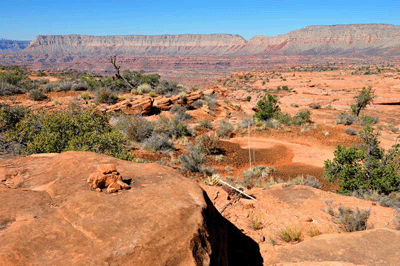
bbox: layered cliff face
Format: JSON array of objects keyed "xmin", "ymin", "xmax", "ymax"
[
  {"xmin": 248, "ymin": 24, "xmax": 400, "ymax": 55},
  {"xmin": 20, "ymin": 24, "xmax": 400, "ymax": 56},
  {"xmin": 25, "ymin": 34, "xmax": 249, "ymax": 56},
  {"xmin": 0, "ymin": 40, "xmax": 30, "ymax": 53}
]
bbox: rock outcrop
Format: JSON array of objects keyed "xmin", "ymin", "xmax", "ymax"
[{"xmin": 0, "ymin": 152, "xmax": 262, "ymax": 266}]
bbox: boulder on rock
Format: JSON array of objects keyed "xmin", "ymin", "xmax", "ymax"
[{"xmin": 87, "ymin": 164, "xmax": 130, "ymax": 193}]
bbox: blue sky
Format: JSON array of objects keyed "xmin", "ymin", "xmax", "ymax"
[{"xmin": 1, "ymin": 0, "xmax": 400, "ymax": 41}]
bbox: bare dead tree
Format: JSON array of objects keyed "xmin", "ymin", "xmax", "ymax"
[
  {"xmin": 109, "ymin": 55, "xmax": 134, "ymax": 90},
  {"xmin": 110, "ymin": 55, "xmax": 122, "ymax": 79}
]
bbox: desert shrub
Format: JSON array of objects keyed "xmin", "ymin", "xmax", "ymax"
[
  {"xmin": 81, "ymin": 74, "xmax": 102, "ymax": 91},
  {"xmin": 353, "ymin": 190, "xmax": 400, "ymax": 209},
  {"xmin": 143, "ymin": 133, "xmax": 174, "ymax": 152},
  {"xmin": 359, "ymin": 115, "xmax": 379, "ymax": 126},
  {"xmin": 203, "ymin": 95, "xmax": 218, "ymax": 111},
  {"xmin": 80, "ymin": 92, "xmax": 92, "ymax": 101},
  {"xmin": 254, "ymin": 94, "xmax": 281, "ymax": 121},
  {"xmin": 28, "ymin": 89, "xmax": 46, "ymax": 101},
  {"xmin": 290, "ymin": 175, "xmax": 322, "ymax": 189},
  {"xmin": 170, "ymin": 105, "xmax": 192, "ymax": 121},
  {"xmin": 277, "ymin": 226, "xmax": 303, "ymax": 243},
  {"xmin": 192, "ymin": 99, "xmax": 204, "ymax": 108},
  {"xmin": 153, "ymin": 115, "xmax": 191, "ymax": 138},
  {"xmin": 387, "ymin": 124, "xmax": 399, "ymax": 133},
  {"xmin": 37, "ymin": 79, "xmax": 49, "ymax": 85},
  {"xmin": 71, "ymin": 83, "xmax": 88, "ymax": 91},
  {"xmin": 95, "ymin": 87, "xmax": 118, "ymax": 104},
  {"xmin": 345, "ymin": 128, "xmax": 357, "ymax": 135},
  {"xmin": 0, "ymin": 70, "xmax": 23, "ymax": 86},
  {"xmin": 44, "ymin": 82, "xmax": 59, "ymax": 92},
  {"xmin": 2, "ymin": 109, "xmax": 132, "ymax": 160},
  {"xmin": 250, "ymin": 214, "xmax": 262, "ymax": 230},
  {"xmin": 324, "ymin": 126, "xmax": 400, "ymax": 195},
  {"xmin": 308, "ymin": 226, "xmax": 322, "ymax": 237},
  {"xmin": 238, "ymin": 118, "xmax": 255, "ymax": 128},
  {"xmin": 310, "ymin": 103, "xmax": 321, "ymax": 109},
  {"xmin": 179, "ymin": 147, "xmax": 205, "ymax": 173},
  {"xmin": 336, "ymin": 112, "xmax": 356, "ymax": 125},
  {"xmin": 262, "ymin": 118, "xmax": 281, "ymax": 129},
  {"xmin": 116, "ymin": 115, "xmax": 154, "ymax": 142},
  {"xmin": 241, "ymin": 166, "xmax": 275, "ymax": 189},
  {"xmin": 276, "ymin": 113, "xmax": 292, "ymax": 125},
  {"xmin": 0, "ymin": 83, "xmax": 24, "ymax": 96},
  {"xmin": 196, "ymin": 133, "xmax": 220, "ymax": 154},
  {"xmin": 292, "ymin": 109, "xmax": 311, "ymax": 125},
  {"xmin": 216, "ymin": 120, "xmax": 234, "ymax": 139},
  {"xmin": 198, "ymin": 118, "xmax": 213, "ymax": 129},
  {"xmin": 137, "ymin": 83, "xmax": 152, "ymax": 94},
  {"xmin": 0, "ymin": 104, "xmax": 29, "ymax": 132},
  {"xmin": 351, "ymin": 87, "xmax": 373, "ymax": 117},
  {"xmin": 154, "ymin": 80, "xmax": 182, "ymax": 95},
  {"xmin": 327, "ymin": 203, "xmax": 370, "ymax": 232},
  {"xmin": 58, "ymin": 81, "xmax": 73, "ymax": 92}
]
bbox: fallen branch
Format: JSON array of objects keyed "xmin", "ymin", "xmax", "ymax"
[{"xmin": 217, "ymin": 179, "xmax": 257, "ymax": 201}]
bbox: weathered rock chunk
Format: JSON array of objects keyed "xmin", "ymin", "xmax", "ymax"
[{"xmin": 87, "ymin": 164, "xmax": 130, "ymax": 193}]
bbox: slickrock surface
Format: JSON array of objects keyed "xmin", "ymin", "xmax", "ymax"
[{"xmin": 0, "ymin": 151, "xmax": 262, "ymax": 266}]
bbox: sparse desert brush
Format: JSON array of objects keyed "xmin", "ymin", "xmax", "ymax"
[
  {"xmin": 143, "ymin": 132, "xmax": 174, "ymax": 152},
  {"xmin": 241, "ymin": 165, "xmax": 275, "ymax": 189},
  {"xmin": 308, "ymin": 225, "xmax": 322, "ymax": 237},
  {"xmin": 179, "ymin": 146, "xmax": 205, "ymax": 173},
  {"xmin": 277, "ymin": 225, "xmax": 303, "ymax": 243},
  {"xmin": 137, "ymin": 83, "xmax": 152, "ymax": 94},
  {"xmin": 345, "ymin": 128, "xmax": 357, "ymax": 135},
  {"xmin": 358, "ymin": 115, "xmax": 379, "ymax": 126},
  {"xmin": 148, "ymin": 91, "xmax": 157, "ymax": 97},
  {"xmin": 204, "ymin": 174, "xmax": 221, "ymax": 186},
  {"xmin": 216, "ymin": 119, "xmax": 234, "ymax": 139},
  {"xmin": 80, "ymin": 92, "xmax": 92, "ymax": 100},
  {"xmin": 116, "ymin": 115, "xmax": 154, "ymax": 142},
  {"xmin": 153, "ymin": 115, "xmax": 191, "ymax": 138},
  {"xmin": 336, "ymin": 111, "xmax": 356, "ymax": 125},
  {"xmin": 292, "ymin": 109, "xmax": 311, "ymax": 125},
  {"xmin": 238, "ymin": 118, "xmax": 255, "ymax": 129},
  {"xmin": 386, "ymin": 124, "xmax": 399, "ymax": 133},
  {"xmin": 170, "ymin": 105, "xmax": 192, "ymax": 121},
  {"xmin": 290, "ymin": 175, "xmax": 322, "ymax": 189},
  {"xmin": 309, "ymin": 103, "xmax": 321, "ymax": 109},
  {"xmin": 28, "ymin": 89, "xmax": 47, "ymax": 101},
  {"xmin": 198, "ymin": 118, "xmax": 213, "ymax": 129},
  {"xmin": 95, "ymin": 87, "xmax": 118, "ymax": 104},
  {"xmin": 71, "ymin": 82, "xmax": 88, "ymax": 91},
  {"xmin": 196, "ymin": 133, "xmax": 220, "ymax": 154},
  {"xmin": 250, "ymin": 213, "xmax": 263, "ymax": 230}
]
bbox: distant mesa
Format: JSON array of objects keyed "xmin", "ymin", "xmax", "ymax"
[
  {"xmin": 0, "ymin": 40, "xmax": 30, "ymax": 53},
  {"xmin": 7, "ymin": 24, "xmax": 400, "ymax": 57}
]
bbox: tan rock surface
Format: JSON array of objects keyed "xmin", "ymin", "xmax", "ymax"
[
  {"xmin": 269, "ymin": 228, "xmax": 400, "ymax": 266},
  {"xmin": 0, "ymin": 152, "xmax": 262, "ymax": 266}
]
